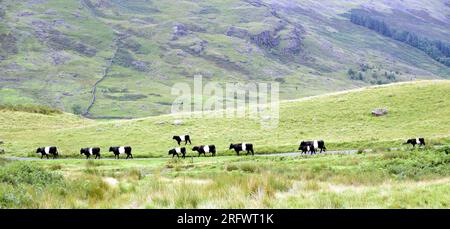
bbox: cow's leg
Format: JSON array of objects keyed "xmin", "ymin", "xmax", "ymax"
[
  {"xmin": 188, "ymin": 139, "xmax": 192, "ymax": 144},
  {"xmin": 236, "ymin": 150, "xmax": 240, "ymax": 156},
  {"xmin": 40, "ymin": 154, "xmax": 43, "ymax": 159},
  {"xmin": 251, "ymin": 149, "xmax": 254, "ymax": 156},
  {"xmin": 46, "ymin": 155, "xmax": 49, "ymax": 159}
]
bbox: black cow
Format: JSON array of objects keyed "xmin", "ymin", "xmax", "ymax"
[
  {"xmin": 80, "ymin": 147, "xmax": 101, "ymax": 159},
  {"xmin": 404, "ymin": 138, "xmax": 425, "ymax": 147},
  {"xmin": 298, "ymin": 144, "xmax": 314, "ymax": 155},
  {"xmin": 229, "ymin": 143, "xmax": 254, "ymax": 156},
  {"xmin": 36, "ymin": 146, "xmax": 58, "ymax": 159},
  {"xmin": 168, "ymin": 147, "xmax": 186, "ymax": 158},
  {"xmin": 173, "ymin": 135, "xmax": 192, "ymax": 145},
  {"xmin": 109, "ymin": 146, "xmax": 133, "ymax": 159},
  {"xmin": 298, "ymin": 140, "xmax": 326, "ymax": 154},
  {"xmin": 192, "ymin": 145, "xmax": 216, "ymax": 157}
]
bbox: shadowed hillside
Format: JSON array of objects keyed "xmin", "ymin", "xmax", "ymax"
[{"xmin": 0, "ymin": 0, "xmax": 449, "ymax": 118}]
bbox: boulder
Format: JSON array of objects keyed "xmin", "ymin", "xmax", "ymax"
[
  {"xmin": 173, "ymin": 120, "xmax": 183, "ymax": 125},
  {"xmin": 372, "ymin": 108, "xmax": 388, "ymax": 116}
]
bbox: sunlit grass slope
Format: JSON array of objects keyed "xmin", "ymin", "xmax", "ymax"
[{"xmin": 0, "ymin": 80, "xmax": 449, "ymax": 157}]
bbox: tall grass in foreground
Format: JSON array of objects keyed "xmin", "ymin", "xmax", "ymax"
[{"xmin": 1, "ymin": 148, "xmax": 449, "ymax": 208}]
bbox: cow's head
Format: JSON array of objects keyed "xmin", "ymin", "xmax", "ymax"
[
  {"xmin": 298, "ymin": 141, "xmax": 305, "ymax": 150},
  {"xmin": 168, "ymin": 149, "xmax": 173, "ymax": 155},
  {"xmin": 80, "ymin": 148, "xmax": 85, "ymax": 154},
  {"xmin": 404, "ymin": 139, "xmax": 413, "ymax": 144},
  {"xmin": 36, "ymin": 148, "xmax": 42, "ymax": 154},
  {"xmin": 109, "ymin": 147, "xmax": 114, "ymax": 152},
  {"xmin": 192, "ymin": 146, "xmax": 199, "ymax": 151},
  {"xmin": 229, "ymin": 144, "xmax": 234, "ymax": 150},
  {"xmin": 172, "ymin": 136, "xmax": 178, "ymax": 140}
]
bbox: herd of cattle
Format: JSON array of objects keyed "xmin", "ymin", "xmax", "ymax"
[{"xmin": 34, "ymin": 135, "xmax": 426, "ymax": 159}]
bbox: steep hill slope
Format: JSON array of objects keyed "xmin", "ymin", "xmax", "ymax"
[
  {"xmin": 0, "ymin": 0, "xmax": 449, "ymax": 118},
  {"xmin": 1, "ymin": 80, "xmax": 449, "ymax": 157}
]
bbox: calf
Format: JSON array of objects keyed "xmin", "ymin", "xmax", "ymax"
[
  {"xmin": 80, "ymin": 147, "xmax": 101, "ymax": 159},
  {"xmin": 192, "ymin": 145, "xmax": 216, "ymax": 157},
  {"xmin": 109, "ymin": 146, "xmax": 133, "ymax": 159},
  {"xmin": 36, "ymin": 146, "xmax": 58, "ymax": 159},
  {"xmin": 404, "ymin": 138, "xmax": 425, "ymax": 147},
  {"xmin": 168, "ymin": 147, "xmax": 186, "ymax": 158},
  {"xmin": 173, "ymin": 135, "xmax": 192, "ymax": 145},
  {"xmin": 229, "ymin": 143, "xmax": 254, "ymax": 156},
  {"xmin": 298, "ymin": 140, "xmax": 326, "ymax": 154}
]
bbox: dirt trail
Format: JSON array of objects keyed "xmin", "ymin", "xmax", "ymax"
[{"xmin": 3, "ymin": 145, "xmax": 444, "ymax": 161}]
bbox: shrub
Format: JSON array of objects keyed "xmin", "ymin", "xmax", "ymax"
[
  {"xmin": 0, "ymin": 104, "xmax": 62, "ymax": 115},
  {"xmin": 0, "ymin": 162, "xmax": 63, "ymax": 187}
]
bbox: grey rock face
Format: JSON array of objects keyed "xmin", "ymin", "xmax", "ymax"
[{"xmin": 372, "ymin": 108, "xmax": 388, "ymax": 116}]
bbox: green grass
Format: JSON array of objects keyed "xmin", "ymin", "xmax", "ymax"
[
  {"xmin": 1, "ymin": 147, "xmax": 449, "ymax": 208},
  {"xmin": 0, "ymin": 104, "xmax": 62, "ymax": 115},
  {"xmin": 1, "ymin": 80, "xmax": 449, "ymax": 158}
]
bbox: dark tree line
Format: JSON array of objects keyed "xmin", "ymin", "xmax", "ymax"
[{"xmin": 350, "ymin": 10, "xmax": 450, "ymax": 67}]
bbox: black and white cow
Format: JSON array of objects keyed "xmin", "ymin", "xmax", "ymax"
[
  {"xmin": 168, "ymin": 147, "xmax": 186, "ymax": 158},
  {"xmin": 109, "ymin": 146, "xmax": 133, "ymax": 159},
  {"xmin": 404, "ymin": 138, "xmax": 425, "ymax": 147},
  {"xmin": 36, "ymin": 146, "xmax": 59, "ymax": 159},
  {"xmin": 229, "ymin": 143, "xmax": 254, "ymax": 156},
  {"xmin": 192, "ymin": 145, "xmax": 216, "ymax": 157},
  {"xmin": 173, "ymin": 135, "xmax": 192, "ymax": 145},
  {"xmin": 298, "ymin": 140, "xmax": 326, "ymax": 154},
  {"xmin": 80, "ymin": 147, "xmax": 101, "ymax": 159},
  {"xmin": 298, "ymin": 144, "xmax": 314, "ymax": 155}
]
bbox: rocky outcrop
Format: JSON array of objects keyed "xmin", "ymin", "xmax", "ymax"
[
  {"xmin": 281, "ymin": 27, "xmax": 304, "ymax": 55},
  {"xmin": 226, "ymin": 26, "xmax": 249, "ymax": 39},
  {"xmin": 171, "ymin": 22, "xmax": 206, "ymax": 40},
  {"xmin": 49, "ymin": 51, "xmax": 71, "ymax": 65},
  {"xmin": 189, "ymin": 40, "xmax": 208, "ymax": 55},
  {"xmin": 0, "ymin": 33, "xmax": 18, "ymax": 56},
  {"xmin": 372, "ymin": 108, "xmax": 388, "ymax": 116},
  {"xmin": 250, "ymin": 30, "xmax": 280, "ymax": 49},
  {"xmin": 172, "ymin": 23, "xmax": 188, "ymax": 40},
  {"xmin": 32, "ymin": 20, "xmax": 96, "ymax": 57}
]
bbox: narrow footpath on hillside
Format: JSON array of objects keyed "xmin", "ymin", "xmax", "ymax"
[
  {"xmin": 82, "ymin": 35, "xmax": 122, "ymax": 117},
  {"xmin": 4, "ymin": 146, "xmax": 445, "ymax": 161}
]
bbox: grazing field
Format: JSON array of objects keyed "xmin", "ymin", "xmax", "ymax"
[
  {"xmin": 0, "ymin": 80, "xmax": 449, "ymax": 158},
  {"xmin": 1, "ymin": 147, "xmax": 449, "ymax": 208}
]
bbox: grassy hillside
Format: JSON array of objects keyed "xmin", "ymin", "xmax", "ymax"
[
  {"xmin": 1, "ymin": 80, "xmax": 449, "ymax": 157},
  {"xmin": 1, "ymin": 0, "xmax": 449, "ymax": 118}
]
